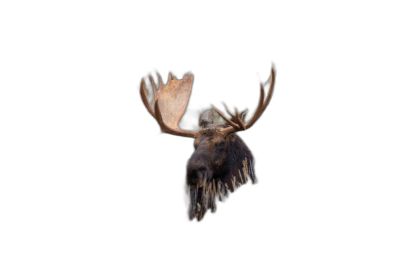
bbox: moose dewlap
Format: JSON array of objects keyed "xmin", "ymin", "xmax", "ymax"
[{"xmin": 140, "ymin": 67, "xmax": 276, "ymax": 221}]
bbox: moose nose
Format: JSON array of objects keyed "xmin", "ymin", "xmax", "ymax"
[{"xmin": 187, "ymin": 162, "xmax": 209, "ymax": 186}]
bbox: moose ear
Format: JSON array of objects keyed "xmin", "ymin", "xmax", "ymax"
[{"xmin": 199, "ymin": 110, "xmax": 214, "ymax": 128}]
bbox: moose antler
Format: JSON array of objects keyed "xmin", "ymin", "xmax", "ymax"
[
  {"xmin": 213, "ymin": 66, "xmax": 276, "ymax": 136},
  {"xmin": 140, "ymin": 72, "xmax": 196, "ymax": 138}
]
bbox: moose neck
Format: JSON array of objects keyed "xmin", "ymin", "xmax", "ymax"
[{"xmin": 221, "ymin": 133, "xmax": 256, "ymax": 190}]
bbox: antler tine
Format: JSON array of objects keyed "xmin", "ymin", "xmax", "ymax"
[
  {"xmin": 220, "ymin": 66, "xmax": 276, "ymax": 136},
  {"xmin": 156, "ymin": 73, "xmax": 164, "ymax": 92},
  {"xmin": 234, "ymin": 107, "xmax": 246, "ymax": 130},
  {"xmin": 148, "ymin": 75, "xmax": 158, "ymax": 100},
  {"xmin": 246, "ymin": 65, "xmax": 276, "ymax": 130},
  {"xmin": 222, "ymin": 103, "xmax": 247, "ymax": 127},
  {"xmin": 222, "ymin": 103, "xmax": 235, "ymax": 118},
  {"xmin": 154, "ymin": 99, "xmax": 196, "ymax": 138},
  {"xmin": 239, "ymin": 109, "xmax": 248, "ymax": 121},
  {"xmin": 140, "ymin": 78, "xmax": 156, "ymax": 118},
  {"xmin": 244, "ymin": 83, "xmax": 266, "ymax": 129},
  {"xmin": 212, "ymin": 105, "xmax": 240, "ymax": 129},
  {"xmin": 215, "ymin": 102, "xmax": 249, "ymax": 128},
  {"xmin": 263, "ymin": 66, "xmax": 276, "ymax": 110}
]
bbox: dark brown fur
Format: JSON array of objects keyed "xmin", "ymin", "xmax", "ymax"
[{"xmin": 187, "ymin": 110, "xmax": 256, "ymax": 221}]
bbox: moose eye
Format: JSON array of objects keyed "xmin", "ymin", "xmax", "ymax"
[{"xmin": 219, "ymin": 141, "xmax": 225, "ymax": 147}]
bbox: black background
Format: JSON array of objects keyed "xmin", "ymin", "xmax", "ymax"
[{"xmin": 49, "ymin": 17, "xmax": 372, "ymax": 249}]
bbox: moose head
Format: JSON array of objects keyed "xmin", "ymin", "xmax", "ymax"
[{"xmin": 140, "ymin": 67, "xmax": 276, "ymax": 221}]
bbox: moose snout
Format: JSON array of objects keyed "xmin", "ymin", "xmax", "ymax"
[{"xmin": 186, "ymin": 161, "xmax": 211, "ymax": 187}]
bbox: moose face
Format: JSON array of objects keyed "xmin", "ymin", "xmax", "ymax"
[
  {"xmin": 187, "ymin": 126, "xmax": 228, "ymax": 188},
  {"xmin": 140, "ymin": 67, "xmax": 276, "ymax": 221},
  {"xmin": 187, "ymin": 130, "xmax": 228, "ymax": 219},
  {"xmin": 185, "ymin": 111, "xmax": 257, "ymax": 220},
  {"xmin": 186, "ymin": 110, "xmax": 251, "ymax": 188}
]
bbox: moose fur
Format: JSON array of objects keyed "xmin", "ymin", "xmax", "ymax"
[{"xmin": 187, "ymin": 110, "xmax": 256, "ymax": 221}]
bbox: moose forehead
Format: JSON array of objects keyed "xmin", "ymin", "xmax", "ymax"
[{"xmin": 194, "ymin": 126, "xmax": 227, "ymax": 147}]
